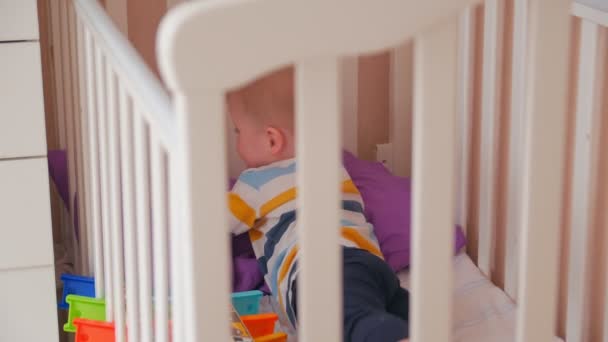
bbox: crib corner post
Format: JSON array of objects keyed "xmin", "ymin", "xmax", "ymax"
[{"xmin": 170, "ymin": 89, "xmax": 233, "ymax": 342}]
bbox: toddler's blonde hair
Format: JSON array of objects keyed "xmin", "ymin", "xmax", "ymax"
[{"xmin": 226, "ymin": 66, "xmax": 295, "ymax": 132}]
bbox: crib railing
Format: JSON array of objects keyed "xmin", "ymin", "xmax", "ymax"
[
  {"xmin": 49, "ymin": 0, "xmax": 178, "ymax": 341},
  {"xmin": 448, "ymin": 2, "xmax": 608, "ymax": 341},
  {"xmin": 47, "ymin": 0, "xmax": 604, "ymax": 341},
  {"xmin": 157, "ymin": 0, "xmax": 570, "ymax": 341}
]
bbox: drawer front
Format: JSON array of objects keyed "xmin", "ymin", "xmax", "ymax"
[
  {"xmin": 0, "ymin": 0, "xmax": 39, "ymax": 41},
  {"xmin": 0, "ymin": 158, "xmax": 54, "ymax": 270},
  {"xmin": 0, "ymin": 267, "xmax": 59, "ymax": 342},
  {"xmin": 0, "ymin": 42, "xmax": 47, "ymax": 159}
]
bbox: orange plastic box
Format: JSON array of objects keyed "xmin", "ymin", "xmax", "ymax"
[
  {"xmin": 240, "ymin": 313, "xmax": 278, "ymax": 338},
  {"xmin": 73, "ymin": 318, "xmax": 115, "ymax": 342}
]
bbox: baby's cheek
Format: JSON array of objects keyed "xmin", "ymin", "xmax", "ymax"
[{"xmin": 237, "ymin": 139, "xmax": 254, "ymax": 164}]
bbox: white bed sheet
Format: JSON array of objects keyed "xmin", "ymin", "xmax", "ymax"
[
  {"xmin": 261, "ymin": 251, "xmax": 564, "ymax": 341},
  {"xmin": 398, "ymin": 251, "xmax": 563, "ymax": 342}
]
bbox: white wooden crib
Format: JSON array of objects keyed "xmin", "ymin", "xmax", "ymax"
[{"xmin": 42, "ymin": 0, "xmax": 608, "ymax": 341}]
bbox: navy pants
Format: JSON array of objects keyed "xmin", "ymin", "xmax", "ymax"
[{"xmin": 291, "ymin": 248, "xmax": 410, "ymax": 342}]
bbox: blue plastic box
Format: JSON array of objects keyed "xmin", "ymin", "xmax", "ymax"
[
  {"xmin": 231, "ymin": 290, "xmax": 263, "ymax": 316},
  {"xmin": 58, "ymin": 274, "xmax": 96, "ymax": 309}
]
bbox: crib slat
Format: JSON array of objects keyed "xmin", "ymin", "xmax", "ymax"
[
  {"xmin": 75, "ymin": 15, "xmax": 91, "ymax": 275},
  {"xmin": 84, "ymin": 29, "xmax": 105, "ymax": 299},
  {"xmin": 134, "ymin": 109, "xmax": 154, "ymax": 342},
  {"xmin": 151, "ymin": 138, "xmax": 170, "ymax": 342},
  {"xmin": 71, "ymin": 7, "xmax": 82, "ymax": 264},
  {"xmin": 605, "ymin": 217, "xmax": 608, "ymax": 342},
  {"xmin": 504, "ymin": 0, "xmax": 529, "ymax": 300},
  {"xmin": 456, "ymin": 6, "xmax": 476, "ymax": 231},
  {"xmin": 117, "ymin": 85, "xmax": 140, "ymax": 342},
  {"xmin": 60, "ymin": 1, "xmax": 83, "ymax": 273},
  {"xmin": 169, "ymin": 144, "xmax": 184, "ymax": 342},
  {"xmin": 50, "ymin": 0, "xmax": 66, "ymax": 150},
  {"xmin": 49, "ymin": 3, "xmax": 73, "ymax": 254},
  {"xmin": 411, "ymin": 17, "xmax": 458, "ymax": 342},
  {"xmin": 68, "ymin": 2, "xmax": 81, "ymax": 198},
  {"xmin": 168, "ymin": 152, "xmax": 185, "ymax": 341},
  {"xmin": 66, "ymin": 1, "xmax": 78, "ymax": 174},
  {"xmin": 340, "ymin": 56, "xmax": 358, "ymax": 155},
  {"xmin": 605, "ymin": 285, "xmax": 608, "ymax": 342},
  {"xmin": 565, "ymin": 20, "xmax": 605, "ymax": 342},
  {"xmin": 296, "ymin": 59, "xmax": 342, "ymax": 342},
  {"xmin": 390, "ymin": 42, "xmax": 413, "ymax": 177},
  {"xmin": 74, "ymin": 8, "xmax": 90, "ymax": 275},
  {"xmin": 106, "ymin": 66, "xmax": 126, "ymax": 342},
  {"xmin": 174, "ymin": 93, "xmax": 231, "ymax": 342},
  {"xmin": 95, "ymin": 46, "xmax": 114, "ymax": 321},
  {"xmin": 61, "ymin": 2, "xmax": 78, "ymax": 256},
  {"xmin": 478, "ymin": 0, "xmax": 505, "ymax": 277},
  {"xmin": 515, "ymin": 0, "xmax": 570, "ymax": 341}
]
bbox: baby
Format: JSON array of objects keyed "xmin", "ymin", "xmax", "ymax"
[{"xmin": 226, "ymin": 66, "xmax": 410, "ymax": 342}]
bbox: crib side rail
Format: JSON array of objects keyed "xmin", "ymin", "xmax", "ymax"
[
  {"xmin": 49, "ymin": 1, "xmax": 178, "ymax": 341},
  {"xmin": 426, "ymin": 0, "xmax": 604, "ymax": 340},
  {"xmin": 73, "ymin": 0, "xmax": 175, "ymax": 146}
]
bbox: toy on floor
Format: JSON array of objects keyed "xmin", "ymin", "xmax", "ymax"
[
  {"xmin": 241, "ymin": 313, "xmax": 279, "ymax": 338},
  {"xmin": 64, "ymin": 295, "xmax": 106, "ymax": 333},
  {"xmin": 231, "ymin": 304, "xmax": 255, "ymax": 342},
  {"xmin": 58, "ymin": 274, "xmax": 96, "ymax": 309},
  {"xmin": 231, "ymin": 290, "xmax": 263, "ymax": 315},
  {"xmin": 73, "ymin": 318, "xmax": 115, "ymax": 342},
  {"xmin": 62, "ymin": 285, "xmax": 277, "ymax": 341}
]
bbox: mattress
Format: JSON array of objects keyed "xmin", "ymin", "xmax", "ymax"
[
  {"xmin": 398, "ymin": 251, "xmax": 563, "ymax": 342},
  {"xmin": 261, "ymin": 251, "xmax": 564, "ymax": 341}
]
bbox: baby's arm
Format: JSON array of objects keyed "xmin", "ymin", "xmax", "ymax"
[{"xmin": 227, "ymin": 179, "xmax": 258, "ymax": 235}]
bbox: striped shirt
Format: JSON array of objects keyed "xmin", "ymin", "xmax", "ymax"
[{"xmin": 228, "ymin": 158, "xmax": 382, "ymax": 325}]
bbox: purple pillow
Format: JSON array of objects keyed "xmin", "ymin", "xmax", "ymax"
[{"xmin": 342, "ymin": 150, "xmax": 466, "ymax": 271}]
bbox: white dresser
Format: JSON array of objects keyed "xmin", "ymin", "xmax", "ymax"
[{"xmin": 0, "ymin": 1, "xmax": 59, "ymax": 341}]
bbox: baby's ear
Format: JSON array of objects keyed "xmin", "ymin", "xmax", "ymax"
[{"xmin": 266, "ymin": 126, "xmax": 285, "ymax": 155}]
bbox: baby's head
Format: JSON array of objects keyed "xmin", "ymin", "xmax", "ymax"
[{"xmin": 226, "ymin": 66, "xmax": 295, "ymax": 168}]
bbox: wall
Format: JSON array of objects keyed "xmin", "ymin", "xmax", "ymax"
[
  {"xmin": 357, "ymin": 52, "xmax": 391, "ymax": 160},
  {"xmin": 126, "ymin": 0, "xmax": 166, "ymax": 77}
]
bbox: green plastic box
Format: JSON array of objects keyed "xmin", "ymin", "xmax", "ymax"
[{"xmin": 63, "ymin": 295, "xmax": 106, "ymax": 333}]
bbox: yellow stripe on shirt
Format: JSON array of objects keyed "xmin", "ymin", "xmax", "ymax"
[
  {"xmin": 278, "ymin": 245, "xmax": 299, "ymax": 285},
  {"xmin": 260, "ymin": 181, "xmax": 358, "ymax": 218},
  {"xmin": 228, "ymin": 193, "xmax": 256, "ymax": 228},
  {"xmin": 341, "ymin": 227, "xmax": 384, "ymax": 259},
  {"xmin": 342, "ymin": 180, "xmax": 360, "ymax": 194},
  {"xmin": 260, "ymin": 187, "xmax": 297, "ymax": 217},
  {"xmin": 249, "ymin": 229, "xmax": 264, "ymax": 242}
]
